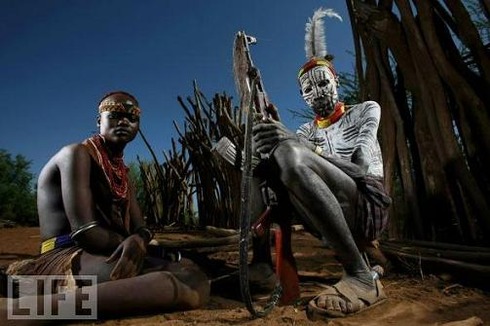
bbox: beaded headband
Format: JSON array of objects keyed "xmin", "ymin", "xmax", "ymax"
[
  {"xmin": 98, "ymin": 98, "xmax": 141, "ymax": 116},
  {"xmin": 298, "ymin": 58, "xmax": 336, "ymax": 79}
]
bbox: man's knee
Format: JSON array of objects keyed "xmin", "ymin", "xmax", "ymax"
[
  {"xmin": 273, "ymin": 139, "xmax": 303, "ymax": 160},
  {"xmin": 273, "ymin": 140, "xmax": 309, "ymax": 181}
]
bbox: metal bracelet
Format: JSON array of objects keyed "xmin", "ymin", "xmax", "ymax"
[
  {"xmin": 135, "ymin": 226, "xmax": 154, "ymax": 242},
  {"xmin": 70, "ymin": 221, "xmax": 100, "ymax": 239}
]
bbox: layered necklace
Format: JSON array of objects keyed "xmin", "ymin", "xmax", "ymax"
[{"xmin": 86, "ymin": 134, "xmax": 128, "ymax": 201}]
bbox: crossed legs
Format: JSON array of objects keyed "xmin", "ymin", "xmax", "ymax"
[
  {"xmin": 1, "ymin": 252, "xmax": 210, "ymax": 325},
  {"xmin": 72, "ymin": 251, "xmax": 210, "ymax": 316}
]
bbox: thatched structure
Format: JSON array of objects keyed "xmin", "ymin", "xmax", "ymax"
[
  {"xmin": 347, "ymin": 0, "xmax": 490, "ymax": 246},
  {"xmin": 139, "ymin": 82, "xmax": 244, "ymax": 229}
]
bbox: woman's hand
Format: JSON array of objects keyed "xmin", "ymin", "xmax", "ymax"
[{"xmin": 106, "ymin": 234, "xmax": 147, "ymax": 280}]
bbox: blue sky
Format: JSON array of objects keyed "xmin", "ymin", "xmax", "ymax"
[{"xmin": 1, "ymin": 1, "xmax": 354, "ymax": 177}]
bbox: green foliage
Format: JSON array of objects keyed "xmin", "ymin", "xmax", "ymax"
[
  {"xmin": 338, "ymin": 71, "xmax": 361, "ymax": 105},
  {"xmin": 0, "ymin": 149, "xmax": 37, "ymax": 225},
  {"xmin": 128, "ymin": 162, "xmax": 149, "ymax": 217}
]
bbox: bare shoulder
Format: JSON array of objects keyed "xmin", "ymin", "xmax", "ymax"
[
  {"xmin": 55, "ymin": 143, "xmax": 91, "ymax": 165},
  {"xmin": 363, "ymin": 100, "xmax": 381, "ymax": 112},
  {"xmin": 345, "ymin": 101, "xmax": 380, "ymax": 111},
  {"xmin": 345, "ymin": 101, "xmax": 381, "ymax": 119},
  {"xmin": 40, "ymin": 143, "xmax": 90, "ymax": 176}
]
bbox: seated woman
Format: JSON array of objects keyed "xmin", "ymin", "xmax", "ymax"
[{"xmin": 2, "ymin": 91, "xmax": 210, "ymax": 324}]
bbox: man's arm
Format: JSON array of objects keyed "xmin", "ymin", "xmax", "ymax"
[{"xmin": 351, "ymin": 101, "xmax": 382, "ymax": 173}]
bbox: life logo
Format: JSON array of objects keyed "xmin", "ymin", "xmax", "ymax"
[{"xmin": 7, "ymin": 275, "xmax": 97, "ymax": 320}]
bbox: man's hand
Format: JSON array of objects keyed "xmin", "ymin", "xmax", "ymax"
[
  {"xmin": 252, "ymin": 118, "xmax": 297, "ymax": 155},
  {"xmin": 106, "ymin": 234, "xmax": 147, "ymax": 280}
]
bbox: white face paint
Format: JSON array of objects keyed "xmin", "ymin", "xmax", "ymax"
[{"xmin": 299, "ymin": 65, "xmax": 339, "ymax": 117}]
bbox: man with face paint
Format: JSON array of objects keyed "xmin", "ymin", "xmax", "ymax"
[
  {"xmin": 298, "ymin": 58, "xmax": 340, "ymax": 117},
  {"xmin": 3, "ymin": 91, "xmax": 210, "ymax": 322},
  {"xmin": 251, "ymin": 54, "xmax": 390, "ymax": 318}
]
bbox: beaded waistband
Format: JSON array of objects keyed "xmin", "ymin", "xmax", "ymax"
[{"xmin": 40, "ymin": 234, "xmax": 75, "ymax": 254}]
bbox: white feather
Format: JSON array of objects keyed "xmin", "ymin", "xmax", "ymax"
[{"xmin": 304, "ymin": 8, "xmax": 343, "ymax": 59}]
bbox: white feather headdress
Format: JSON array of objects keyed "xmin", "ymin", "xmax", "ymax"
[{"xmin": 304, "ymin": 8, "xmax": 342, "ymax": 60}]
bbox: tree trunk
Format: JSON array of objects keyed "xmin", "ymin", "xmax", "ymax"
[{"xmin": 348, "ymin": 0, "xmax": 490, "ymax": 245}]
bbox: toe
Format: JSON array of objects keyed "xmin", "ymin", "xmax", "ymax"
[
  {"xmin": 317, "ymin": 294, "xmax": 327, "ymax": 308},
  {"xmin": 327, "ymin": 297, "xmax": 342, "ymax": 311}
]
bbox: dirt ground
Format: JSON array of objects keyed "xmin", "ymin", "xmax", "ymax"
[{"xmin": 1, "ymin": 227, "xmax": 490, "ymax": 326}]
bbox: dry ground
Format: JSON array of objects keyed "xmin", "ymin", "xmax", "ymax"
[{"xmin": 1, "ymin": 227, "xmax": 489, "ymax": 326}]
